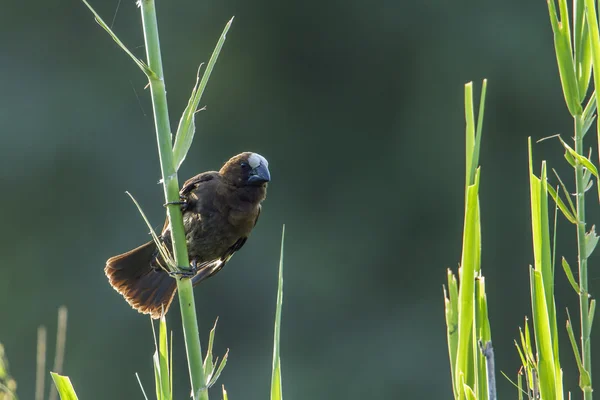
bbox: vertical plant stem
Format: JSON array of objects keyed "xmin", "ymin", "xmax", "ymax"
[
  {"xmin": 35, "ymin": 326, "xmax": 46, "ymax": 400},
  {"xmin": 138, "ymin": 1, "xmax": 207, "ymax": 398},
  {"xmin": 574, "ymin": 114, "xmax": 592, "ymax": 400}
]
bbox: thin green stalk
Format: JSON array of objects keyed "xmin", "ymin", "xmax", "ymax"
[
  {"xmin": 138, "ymin": 1, "xmax": 206, "ymax": 399},
  {"xmin": 574, "ymin": 114, "xmax": 593, "ymax": 400}
]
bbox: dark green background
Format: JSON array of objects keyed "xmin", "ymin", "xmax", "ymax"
[{"xmin": 1, "ymin": 0, "xmax": 598, "ymax": 398}]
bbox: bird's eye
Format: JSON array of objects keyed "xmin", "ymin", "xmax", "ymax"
[{"xmin": 240, "ymin": 161, "xmax": 250, "ymax": 169}]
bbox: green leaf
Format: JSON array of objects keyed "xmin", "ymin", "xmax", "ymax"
[
  {"xmin": 157, "ymin": 314, "xmax": 170, "ymax": 400},
  {"xmin": 564, "ymin": 150, "xmax": 577, "ymax": 167},
  {"xmin": 463, "ymin": 383, "xmax": 477, "ymax": 400},
  {"xmin": 547, "ymin": 185, "xmax": 578, "ymax": 224},
  {"xmin": 454, "ymin": 169, "xmax": 481, "ymax": 393},
  {"xmin": 203, "ymin": 318, "xmax": 218, "ymax": 381},
  {"xmin": 474, "ymin": 80, "xmax": 488, "ymax": 178},
  {"xmin": 584, "ymin": 225, "xmax": 599, "ymax": 258},
  {"xmin": 559, "ymin": 135, "xmax": 600, "ymax": 205},
  {"xmin": 582, "ymin": 92, "xmax": 597, "ymax": 135},
  {"xmin": 529, "ymin": 144, "xmax": 557, "ymax": 335},
  {"xmin": 50, "ymin": 373, "xmax": 78, "ymax": 400},
  {"xmin": 584, "ymin": 0, "xmax": 600, "ymax": 176},
  {"xmin": 464, "ymin": 80, "xmax": 487, "ymax": 188},
  {"xmin": 464, "ymin": 82, "xmax": 476, "ymax": 188},
  {"xmin": 547, "ymin": 0, "xmax": 582, "ymax": 116},
  {"xmin": 172, "ymin": 17, "xmax": 234, "ymax": 171},
  {"xmin": 515, "ymin": 339, "xmax": 527, "ymax": 370},
  {"xmin": 222, "ymin": 385, "xmax": 228, "ymax": 400},
  {"xmin": 444, "ymin": 270, "xmax": 459, "ymax": 396},
  {"xmin": 566, "ymin": 309, "xmax": 592, "ymax": 389},
  {"xmin": 529, "ymin": 269, "xmax": 558, "ymax": 400},
  {"xmin": 559, "ymin": 137, "xmax": 600, "ymax": 177},
  {"xmin": 573, "ymin": 0, "xmax": 590, "ymax": 88},
  {"xmin": 80, "ymin": 0, "xmax": 151, "ymax": 77},
  {"xmin": 208, "ymin": 350, "xmax": 228, "ymax": 388},
  {"xmin": 589, "ymin": 299, "xmax": 596, "ymax": 331},
  {"xmin": 562, "ymin": 257, "xmax": 581, "ymax": 293},
  {"xmin": 552, "ymin": 169, "xmax": 577, "ymax": 217},
  {"xmin": 271, "ymin": 225, "xmax": 285, "ymax": 400},
  {"xmin": 199, "ymin": 318, "xmax": 229, "ymax": 390},
  {"xmin": 476, "ymin": 277, "xmax": 491, "ymax": 342}
]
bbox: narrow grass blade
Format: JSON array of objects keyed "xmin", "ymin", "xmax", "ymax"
[
  {"xmin": 271, "ymin": 225, "xmax": 285, "ymax": 400},
  {"xmin": 528, "ymin": 142, "xmax": 559, "ymax": 350},
  {"xmin": 575, "ymin": 8, "xmax": 592, "ymax": 99},
  {"xmin": 464, "ymin": 83, "xmax": 478, "ymax": 187},
  {"xmin": 475, "ymin": 277, "xmax": 491, "ymax": 399},
  {"xmin": 584, "ymin": 0, "xmax": 600, "ymax": 174},
  {"xmin": 126, "ymin": 191, "xmax": 174, "ymax": 272},
  {"xmin": 584, "ymin": 225, "xmax": 599, "ymax": 258},
  {"xmin": 443, "ymin": 270, "xmax": 459, "ymax": 394},
  {"xmin": 565, "ymin": 150, "xmax": 577, "ymax": 167},
  {"xmin": 559, "ymin": 137, "xmax": 600, "ymax": 178},
  {"xmin": 157, "ymin": 314, "xmax": 170, "ymax": 400},
  {"xmin": 566, "ymin": 309, "xmax": 591, "ymax": 389},
  {"xmin": 501, "ymin": 370, "xmax": 524, "ymax": 395},
  {"xmin": 583, "ymin": 91, "xmax": 597, "ymax": 135},
  {"xmin": 589, "ymin": 299, "xmax": 596, "ymax": 331},
  {"xmin": 172, "ymin": 17, "xmax": 234, "ymax": 171},
  {"xmin": 547, "ymin": 185, "xmax": 577, "ymax": 224},
  {"xmin": 463, "ymin": 383, "xmax": 477, "ymax": 400},
  {"xmin": 530, "ymin": 269, "xmax": 559, "ymax": 400},
  {"xmin": 36, "ymin": 326, "xmax": 46, "ymax": 400},
  {"xmin": 552, "ymin": 169, "xmax": 577, "ymax": 218},
  {"xmin": 136, "ymin": 373, "xmax": 150, "ymax": 400},
  {"xmin": 222, "ymin": 386, "xmax": 228, "ymax": 400},
  {"xmin": 558, "ymin": 135, "xmax": 600, "ymax": 201},
  {"xmin": 562, "ymin": 257, "xmax": 581, "ymax": 293},
  {"xmin": 203, "ymin": 318, "xmax": 218, "ymax": 380},
  {"xmin": 547, "ymin": 0, "xmax": 582, "ymax": 116},
  {"xmin": 50, "ymin": 373, "xmax": 78, "ymax": 400},
  {"xmin": 208, "ymin": 350, "xmax": 228, "ymax": 388},
  {"xmin": 49, "ymin": 306, "xmax": 68, "ymax": 400},
  {"xmin": 80, "ymin": 0, "xmax": 151, "ymax": 76},
  {"xmin": 515, "ymin": 339, "xmax": 527, "ymax": 369},
  {"xmin": 455, "ymin": 169, "xmax": 481, "ymax": 393},
  {"xmin": 464, "ymin": 82, "xmax": 475, "ymax": 188}
]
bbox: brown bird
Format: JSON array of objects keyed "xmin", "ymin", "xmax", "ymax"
[{"xmin": 105, "ymin": 152, "xmax": 270, "ymax": 318}]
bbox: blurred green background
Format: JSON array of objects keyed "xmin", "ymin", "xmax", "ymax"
[{"xmin": 1, "ymin": 0, "xmax": 599, "ymax": 398}]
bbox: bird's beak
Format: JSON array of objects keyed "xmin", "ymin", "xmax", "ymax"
[{"xmin": 248, "ymin": 162, "xmax": 271, "ymax": 184}]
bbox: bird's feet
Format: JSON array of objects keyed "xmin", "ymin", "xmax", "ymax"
[
  {"xmin": 168, "ymin": 259, "xmax": 199, "ymax": 279},
  {"xmin": 163, "ymin": 195, "xmax": 188, "ymax": 210}
]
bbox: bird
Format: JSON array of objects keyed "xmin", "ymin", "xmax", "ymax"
[{"xmin": 105, "ymin": 152, "xmax": 270, "ymax": 318}]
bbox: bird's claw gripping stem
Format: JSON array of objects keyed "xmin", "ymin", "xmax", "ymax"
[
  {"xmin": 163, "ymin": 194, "xmax": 187, "ymax": 208},
  {"xmin": 168, "ymin": 259, "xmax": 199, "ymax": 279}
]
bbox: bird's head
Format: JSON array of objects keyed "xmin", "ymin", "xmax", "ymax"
[{"xmin": 220, "ymin": 152, "xmax": 271, "ymax": 187}]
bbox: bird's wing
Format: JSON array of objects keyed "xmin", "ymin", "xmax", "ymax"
[
  {"xmin": 191, "ymin": 207, "xmax": 262, "ymax": 286},
  {"xmin": 191, "ymin": 237, "xmax": 248, "ymax": 286},
  {"xmin": 180, "ymin": 171, "xmax": 219, "ymax": 198},
  {"xmin": 160, "ymin": 171, "xmax": 220, "ymax": 234}
]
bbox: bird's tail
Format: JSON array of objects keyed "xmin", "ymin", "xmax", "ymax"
[{"xmin": 105, "ymin": 241, "xmax": 177, "ymax": 319}]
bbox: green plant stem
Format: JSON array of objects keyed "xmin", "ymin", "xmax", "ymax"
[
  {"xmin": 574, "ymin": 114, "xmax": 592, "ymax": 400},
  {"xmin": 138, "ymin": 1, "xmax": 207, "ymax": 399}
]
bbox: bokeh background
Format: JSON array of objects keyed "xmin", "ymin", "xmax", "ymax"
[{"xmin": 1, "ymin": 0, "xmax": 599, "ymax": 398}]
